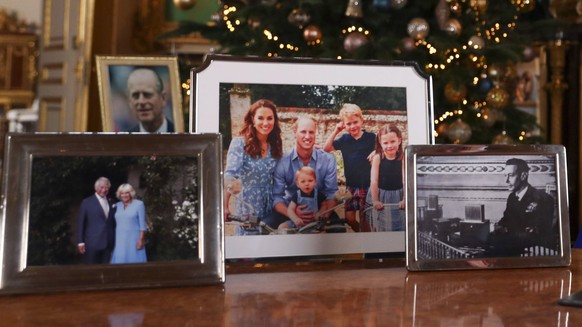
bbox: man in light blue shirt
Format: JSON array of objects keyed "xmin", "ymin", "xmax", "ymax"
[{"xmin": 264, "ymin": 116, "xmax": 339, "ymax": 229}]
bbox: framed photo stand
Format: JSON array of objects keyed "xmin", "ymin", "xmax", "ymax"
[
  {"xmin": 406, "ymin": 144, "xmax": 571, "ymax": 271},
  {"xmin": 0, "ymin": 133, "xmax": 224, "ymax": 294},
  {"xmin": 191, "ymin": 54, "xmax": 434, "ymax": 259}
]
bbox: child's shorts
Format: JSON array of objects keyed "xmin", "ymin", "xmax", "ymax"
[{"xmin": 345, "ymin": 186, "xmax": 368, "ymax": 211}]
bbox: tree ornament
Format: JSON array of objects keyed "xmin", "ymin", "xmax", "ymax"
[
  {"xmin": 492, "ymin": 131, "xmax": 515, "ymax": 144},
  {"xmin": 407, "ymin": 18, "xmax": 430, "ymax": 40},
  {"xmin": 288, "ymin": 8, "xmax": 311, "ymax": 28},
  {"xmin": 392, "ymin": 0, "xmax": 408, "ymax": 9},
  {"xmin": 345, "ymin": 0, "xmax": 364, "ymax": 18},
  {"xmin": 450, "ymin": 1, "xmax": 462, "ymax": 14},
  {"xmin": 486, "ymin": 85, "xmax": 510, "ymax": 109},
  {"xmin": 372, "ymin": 0, "xmax": 391, "ymax": 11},
  {"xmin": 444, "ymin": 18, "xmax": 462, "ymax": 37},
  {"xmin": 447, "ymin": 118, "xmax": 472, "ymax": 144},
  {"xmin": 522, "ymin": 46, "xmax": 539, "ymax": 62},
  {"xmin": 470, "ymin": 0, "xmax": 488, "ymax": 13},
  {"xmin": 344, "ymin": 31, "xmax": 368, "ymax": 53},
  {"xmin": 400, "ymin": 37, "xmax": 416, "ymax": 52},
  {"xmin": 476, "ymin": 74, "xmax": 493, "ymax": 95},
  {"xmin": 444, "ymin": 82, "xmax": 467, "ymax": 102},
  {"xmin": 303, "ymin": 24, "xmax": 322, "ymax": 44},
  {"xmin": 173, "ymin": 0, "xmax": 196, "ymax": 10},
  {"xmin": 516, "ymin": 0, "xmax": 535, "ymax": 13},
  {"xmin": 468, "ymin": 35, "xmax": 485, "ymax": 50}
]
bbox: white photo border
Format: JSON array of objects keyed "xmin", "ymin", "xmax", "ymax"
[
  {"xmin": 192, "ymin": 54, "xmax": 434, "ymax": 259},
  {"xmin": 405, "ymin": 144, "xmax": 571, "ymax": 271}
]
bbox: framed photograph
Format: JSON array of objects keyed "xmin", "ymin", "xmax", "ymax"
[
  {"xmin": 0, "ymin": 133, "xmax": 224, "ymax": 294},
  {"xmin": 192, "ymin": 54, "xmax": 434, "ymax": 259},
  {"xmin": 96, "ymin": 55, "xmax": 184, "ymax": 133},
  {"xmin": 405, "ymin": 144, "xmax": 571, "ymax": 271}
]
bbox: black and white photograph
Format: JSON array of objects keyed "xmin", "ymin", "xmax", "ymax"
[
  {"xmin": 406, "ymin": 144, "xmax": 571, "ymax": 271},
  {"xmin": 192, "ymin": 54, "xmax": 434, "ymax": 259}
]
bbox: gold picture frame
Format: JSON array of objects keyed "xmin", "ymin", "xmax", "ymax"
[{"xmin": 96, "ymin": 55, "xmax": 184, "ymax": 133}]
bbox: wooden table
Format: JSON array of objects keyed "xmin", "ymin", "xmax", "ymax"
[{"xmin": 2, "ymin": 251, "xmax": 582, "ymax": 326}]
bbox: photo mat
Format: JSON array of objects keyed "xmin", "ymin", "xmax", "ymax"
[
  {"xmin": 192, "ymin": 54, "xmax": 434, "ymax": 259},
  {"xmin": 406, "ymin": 144, "xmax": 571, "ymax": 271},
  {"xmin": 0, "ymin": 133, "xmax": 224, "ymax": 294}
]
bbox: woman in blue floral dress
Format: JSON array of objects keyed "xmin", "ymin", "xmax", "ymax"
[{"xmin": 224, "ymin": 99, "xmax": 283, "ymax": 226}]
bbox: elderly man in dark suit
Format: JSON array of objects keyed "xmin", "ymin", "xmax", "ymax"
[
  {"xmin": 125, "ymin": 67, "xmax": 175, "ymax": 133},
  {"xmin": 77, "ymin": 177, "xmax": 116, "ymax": 264}
]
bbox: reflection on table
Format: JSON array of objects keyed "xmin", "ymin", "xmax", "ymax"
[{"xmin": 3, "ymin": 251, "xmax": 582, "ymax": 326}]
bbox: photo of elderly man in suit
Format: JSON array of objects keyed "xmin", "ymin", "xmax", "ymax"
[{"xmin": 77, "ymin": 177, "xmax": 116, "ymax": 264}]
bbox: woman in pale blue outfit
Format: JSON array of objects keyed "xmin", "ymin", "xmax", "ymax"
[
  {"xmin": 111, "ymin": 183, "xmax": 147, "ymax": 264},
  {"xmin": 224, "ymin": 99, "xmax": 283, "ymax": 228}
]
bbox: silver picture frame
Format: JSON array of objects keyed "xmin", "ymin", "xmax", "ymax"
[
  {"xmin": 191, "ymin": 54, "xmax": 434, "ymax": 259},
  {"xmin": 0, "ymin": 133, "xmax": 224, "ymax": 294},
  {"xmin": 406, "ymin": 144, "xmax": 571, "ymax": 271}
]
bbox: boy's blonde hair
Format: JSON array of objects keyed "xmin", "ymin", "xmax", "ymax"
[
  {"xmin": 295, "ymin": 166, "xmax": 317, "ymax": 181},
  {"xmin": 339, "ymin": 103, "xmax": 363, "ymax": 121}
]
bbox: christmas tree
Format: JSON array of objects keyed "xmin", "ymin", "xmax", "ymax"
[{"xmin": 167, "ymin": 0, "xmax": 561, "ymax": 144}]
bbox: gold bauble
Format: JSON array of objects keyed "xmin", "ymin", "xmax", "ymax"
[
  {"xmin": 401, "ymin": 37, "xmax": 416, "ymax": 52},
  {"xmin": 407, "ymin": 18, "xmax": 430, "ymax": 40},
  {"xmin": 303, "ymin": 24, "xmax": 322, "ymax": 44},
  {"xmin": 444, "ymin": 18, "xmax": 462, "ymax": 37},
  {"xmin": 344, "ymin": 31, "xmax": 368, "ymax": 53},
  {"xmin": 486, "ymin": 85, "xmax": 510, "ymax": 109},
  {"xmin": 447, "ymin": 119, "xmax": 472, "ymax": 144},
  {"xmin": 173, "ymin": 0, "xmax": 196, "ymax": 10},
  {"xmin": 288, "ymin": 8, "xmax": 311, "ymax": 28},
  {"xmin": 468, "ymin": 35, "xmax": 485, "ymax": 50}
]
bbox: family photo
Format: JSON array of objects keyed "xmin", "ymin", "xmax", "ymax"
[
  {"xmin": 219, "ymin": 82, "xmax": 408, "ymax": 238},
  {"xmin": 27, "ymin": 155, "xmax": 199, "ymax": 266}
]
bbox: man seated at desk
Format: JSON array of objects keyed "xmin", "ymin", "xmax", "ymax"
[{"xmin": 489, "ymin": 158, "xmax": 557, "ymax": 257}]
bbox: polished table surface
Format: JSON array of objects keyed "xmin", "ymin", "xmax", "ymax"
[{"xmin": 2, "ymin": 251, "xmax": 582, "ymax": 326}]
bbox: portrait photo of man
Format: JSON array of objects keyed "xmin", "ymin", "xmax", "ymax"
[
  {"xmin": 125, "ymin": 67, "xmax": 175, "ymax": 133},
  {"xmin": 96, "ymin": 56, "xmax": 184, "ymax": 133}
]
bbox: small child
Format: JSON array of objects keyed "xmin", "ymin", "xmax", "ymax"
[
  {"xmin": 281, "ymin": 166, "xmax": 322, "ymax": 229},
  {"xmin": 365, "ymin": 124, "xmax": 405, "ymax": 232},
  {"xmin": 323, "ymin": 104, "xmax": 376, "ymax": 232}
]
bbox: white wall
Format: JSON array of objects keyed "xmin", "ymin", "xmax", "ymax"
[{"xmin": 1, "ymin": 0, "xmax": 42, "ymax": 26}]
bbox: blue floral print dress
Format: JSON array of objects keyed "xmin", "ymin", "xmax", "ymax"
[{"xmin": 225, "ymin": 137, "xmax": 279, "ymax": 220}]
